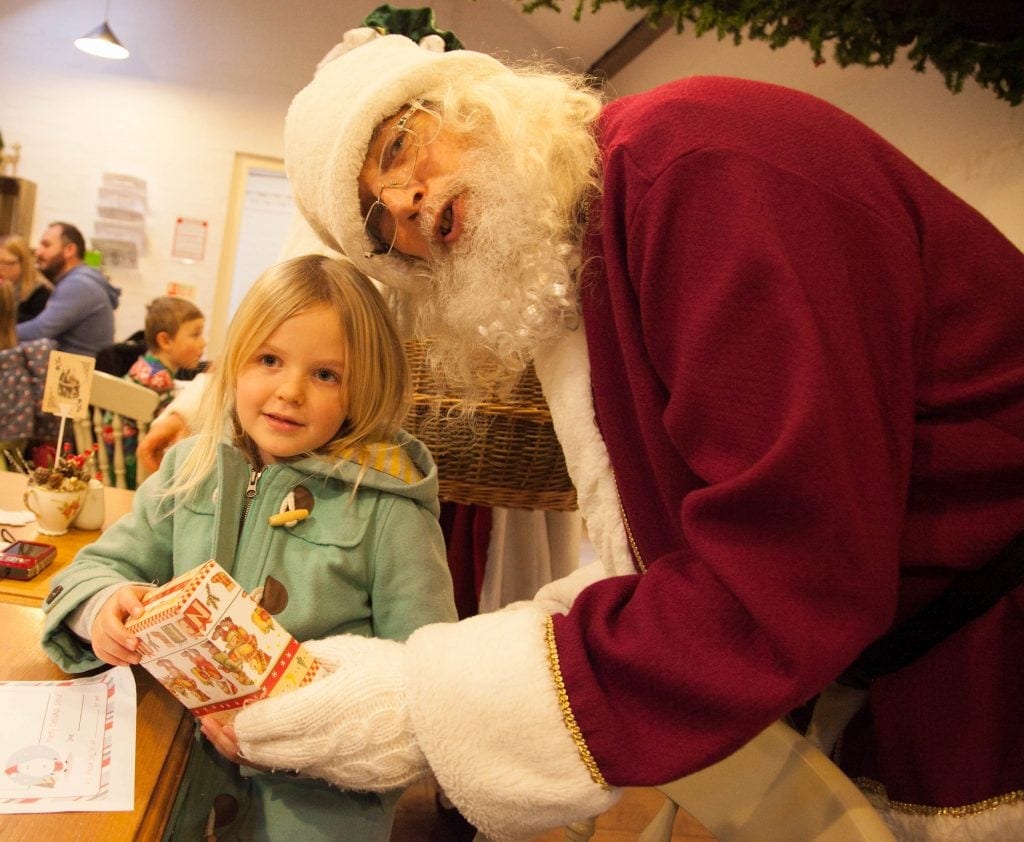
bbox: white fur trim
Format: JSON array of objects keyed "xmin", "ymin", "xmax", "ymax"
[
  {"xmin": 285, "ymin": 34, "xmax": 507, "ymax": 290},
  {"xmin": 531, "ymin": 560, "xmax": 606, "ymax": 615},
  {"xmin": 281, "ymin": 210, "xmax": 342, "ymax": 260},
  {"xmin": 533, "ymin": 325, "xmax": 635, "ymax": 576},
  {"xmin": 315, "ymin": 27, "xmax": 381, "ymax": 70},
  {"xmin": 405, "ymin": 602, "xmax": 620, "ymax": 840},
  {"xmin": 864, "ymin": 790, "xmax": 1024, "ymax": 841},
  {"xmin": 418, "ymin": 33, "xmax": 446, "ymax": 53}
]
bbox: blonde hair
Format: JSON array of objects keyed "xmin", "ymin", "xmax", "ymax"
[
  {"xmin": 144, "ymin": 296, "xmax": 204, "ymax": 351},
  {"xmin": 165, "ymin": 255, "xmax": 410, "ymax": 501},
  {"xmin": 0, "ymin": 234, "xmax": 49, "ymax": 304},
  {"xmin": 0, "ymin": 282, "xmax": 17, "ymax": 349}
]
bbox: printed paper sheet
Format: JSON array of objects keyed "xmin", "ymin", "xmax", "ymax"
[{"xmin": 0, "ymin": 667, "xmax": 135, "ymax": 813}]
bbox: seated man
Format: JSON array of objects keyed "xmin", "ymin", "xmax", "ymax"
[{"xmin": 16, "ymin": 222, "xmax": 120, "ymax": 357}]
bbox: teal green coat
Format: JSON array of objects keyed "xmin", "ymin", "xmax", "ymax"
[{"xmin": 41, "ymin": 431, "xmax": 456, "ymax": 841}]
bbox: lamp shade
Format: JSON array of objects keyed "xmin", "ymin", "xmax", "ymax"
[{"xmin": 75, "ymin": 21, "xmax": 129, "ymax": 60}]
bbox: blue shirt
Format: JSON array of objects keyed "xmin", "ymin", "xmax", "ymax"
[{"xmin": 16, "ymin": 264, "xmax": 121, "ymax": 357}]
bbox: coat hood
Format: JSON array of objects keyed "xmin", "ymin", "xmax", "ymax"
[
  {"xmin": 215, "ymin": 428, "xmax": 441, "ymax": 520},
  {"xmin": 285, "ymin": 428, "xmax": 441, "ymax": 518},
  {"xmin": 69, "ymin": 264, "xmax": 121, "ymax": 309}
]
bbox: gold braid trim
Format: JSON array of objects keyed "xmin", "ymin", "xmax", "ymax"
[
  {"xmin": 857, "ymin": 778, "xmax": 1024, "ymax": 817},
  {"xmin": 544, "ymin": 615, "xmax": 610, "ymax": 789},
  {"xmin": 617, "ymin": 498, "xmax": 647, "ymax": 574}
]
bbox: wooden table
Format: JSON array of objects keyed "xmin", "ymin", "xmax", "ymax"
[
  {"xmin": 0, "ymin": 601, "xmax": 193, "ymax": 840},
  {"xmin": 0, "ymin": 472, "xmax": 134, "ymax": 606}
]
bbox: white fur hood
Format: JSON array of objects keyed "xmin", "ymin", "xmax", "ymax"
[{"xmin": 532, "ymin": 323, "xmax": 635, "ymax": 578}]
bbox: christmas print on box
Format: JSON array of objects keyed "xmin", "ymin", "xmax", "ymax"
[{"xmin": 124, "ymin": 560, "xmax": 321, "ymax": 723}]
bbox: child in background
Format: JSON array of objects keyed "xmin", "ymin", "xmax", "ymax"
[
  {"xmin": 128, "ymin": 295, "xmax": 206, "ymax": 415},
  {"xmin": 41, "ymin": 255, "xmax": 457, "ymax": 841},
  {"xmin": 107, "ymin": 295, "xmax": 206, "ymax": 487}
]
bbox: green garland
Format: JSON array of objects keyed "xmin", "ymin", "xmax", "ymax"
[{"xmin": 515, "ymin": 0, "xmax": 1024, "ymax": 106}]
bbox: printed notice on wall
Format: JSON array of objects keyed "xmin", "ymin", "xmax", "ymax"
[
  {"xmin": 165, "ymin": 282, "xmax": 198, "ymax": 300},
  {"xmin": 0, "ymin": 667, "xmax": 135, "ymax": 813},
  {"xmin": 172, "ymin": 217, "xmax": 208, "ymax": 262}
]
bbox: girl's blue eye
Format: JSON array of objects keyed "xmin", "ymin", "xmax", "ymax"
[
  {"xmin": 314, "ymin": 369, "xmax": 339, "ymax": 383},
  {"xmin": 260, "ymin": 354, "xmax": 278, "ymax": 367}
]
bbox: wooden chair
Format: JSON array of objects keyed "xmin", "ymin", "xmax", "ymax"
[{"xmin": 72, "ymin": 370, "xmax": 160, "ymax": 489}]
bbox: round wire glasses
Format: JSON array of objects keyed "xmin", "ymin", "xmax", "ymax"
[{"xmin": 362, "ymin": 100, "xmax": 442, "ymax": 258}]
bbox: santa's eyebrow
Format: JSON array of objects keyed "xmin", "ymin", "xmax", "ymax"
[
  {"xmin": 369, "ymin": 107, "xmax": 408, "ymax": 142},
  {"xmin": 364, "ymin": 109, "xmax": 404, "ymax": 171}
]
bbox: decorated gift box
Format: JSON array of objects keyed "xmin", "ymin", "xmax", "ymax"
[{"xmin": 124, "ymin": 559, "xmax": 321, "ymax": 723}]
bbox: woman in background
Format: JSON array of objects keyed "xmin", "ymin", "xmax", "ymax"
[
  {"xmin": 0, "ymin": 280, "xmax": 55, "ymax": 469},
  {"xmin": 0, "ymin": 282, "xmax": 17, "ymax": 349},
  {"xmin": 0, "ymin": 234, "xmax": 51, "ymax": 322}
]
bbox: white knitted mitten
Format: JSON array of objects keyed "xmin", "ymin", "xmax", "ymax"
[
  {"xmin": 232, "ymin": 634, "xmax": 427, "ymax": 791},
  {"xmin": 531, "ymin": 562, "xmax": 607, "ymax": 616}
]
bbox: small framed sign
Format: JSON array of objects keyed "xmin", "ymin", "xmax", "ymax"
[
  {"xmin": 172, "ymin": 217, "xmax": 208, "ymax": 262},
  {"xmin": 42, "ymin": 351, "xmax": 94, "ymax": 420}
]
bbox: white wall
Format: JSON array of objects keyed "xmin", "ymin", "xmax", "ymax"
[
  {"xmin": 607, "ymin": 27, "xmax": 1024, "ymax": 250},
  {"xmin": 0, "ymin": 0, "xmax": 611, "ymax": 349},
  {"xmin": 0, "ymin": 6, "xmax": 302, "ymax": 344}
]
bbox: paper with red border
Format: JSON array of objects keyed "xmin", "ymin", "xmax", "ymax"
[{"xmin": 0, "ymin": 667, "xmax": 135, "ymax": 813}]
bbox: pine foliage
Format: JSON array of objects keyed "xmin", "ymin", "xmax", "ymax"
[{"xmin": 517, "ymin": 0, "xmax": 1024, "ymax": 105}]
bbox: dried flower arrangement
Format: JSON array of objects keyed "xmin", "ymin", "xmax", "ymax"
[{"xmin": 28, "ymin": 444, "xmax": 98, "ymax": 492}]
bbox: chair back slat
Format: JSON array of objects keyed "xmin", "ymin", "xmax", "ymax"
[
  {"xmin": 72, "ymin": 371, "xmax": 162, "ymax": 488},
  {"xmin": 89, "ymin": 371, "xmax": 161, "ymax": 420}
]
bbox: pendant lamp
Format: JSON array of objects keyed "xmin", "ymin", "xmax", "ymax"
[{"xmin": 75, "ymin": 1, "xmax": 129, "ymax": 60}]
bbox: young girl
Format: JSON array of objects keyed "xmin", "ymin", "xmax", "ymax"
[{"xmin": 41, "ymin": 255, "xmax": 457, "ymax": 841}]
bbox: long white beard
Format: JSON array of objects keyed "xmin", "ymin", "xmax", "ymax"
[{"xmin": 406, "ymin": 145, "xmax": 582, "ymax": 400}]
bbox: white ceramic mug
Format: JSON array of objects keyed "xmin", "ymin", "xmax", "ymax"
[
  {"xmin": 73, "ymin": 479, "xmax": 106, "ymax": 531},
  {"xmin": 24, "ymin": 485, "xmax": 87, "ymax": 536}
]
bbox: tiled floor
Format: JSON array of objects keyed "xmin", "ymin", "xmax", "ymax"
[{"xmin": 391, "ymin": 777, "xmax": 715, "ymax": 841}]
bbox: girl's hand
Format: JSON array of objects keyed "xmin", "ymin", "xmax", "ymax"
[{"xmin": 90, "ymin": 585, "xmax": 149, "ymax": 665}]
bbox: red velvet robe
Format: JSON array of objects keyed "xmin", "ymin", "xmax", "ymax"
[{"xmin": 555, "ymin": 76, "xmax": 1024, "ymax": 808}]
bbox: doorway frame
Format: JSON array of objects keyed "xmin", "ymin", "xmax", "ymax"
[{"xmin": 208, "ymin": 152, "xmax": 286, "ymax": 358}]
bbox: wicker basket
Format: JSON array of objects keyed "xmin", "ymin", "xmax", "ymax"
[{"xmin": 403, "ymin": 341, "xmax": 577, "ymax": 511}]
